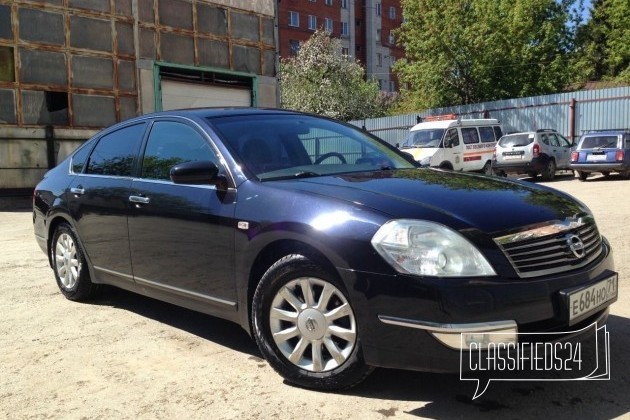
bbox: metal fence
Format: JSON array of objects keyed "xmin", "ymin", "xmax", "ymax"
[{"xmin": 349, "ymin": 86, "xmax": 630, "ymax": 146}]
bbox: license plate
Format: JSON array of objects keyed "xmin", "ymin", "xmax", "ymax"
[
  {"xmin": 586, "ymin": 154, "xmax": 607, "ymax": 161},
  {"xmin": 568, "ymin": 274, "xmax": 618, "ymax": 321},
  {"xmin": 503, "ymin": 154, "xmax": 522, "ymax": 160}
]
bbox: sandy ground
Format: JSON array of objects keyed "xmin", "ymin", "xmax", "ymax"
[{"xmin": 1, "ymin": 173, "xmax": 629, "ymax": 419}]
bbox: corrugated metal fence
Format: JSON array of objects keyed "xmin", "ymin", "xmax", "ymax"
[{"xmin": 349, "ymin": 86, "xmax": 630, "ymax": 146}]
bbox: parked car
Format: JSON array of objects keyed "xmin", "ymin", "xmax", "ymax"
[
  {"xmin": 570, "ymin": 129, "xmax": 630, "ymax": 181},
  {"xmin": 492, "ymin": 129, "xmax": 573, "ymax": 181},
  {"xmin": 400, "ymin": 115, "xmax": 502, "ymax": 174},
  {"xmin": 34, "ymin": 109, "xmax": 617, "ymax": 391}
]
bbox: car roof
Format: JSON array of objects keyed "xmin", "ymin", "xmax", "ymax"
[
  {"xmin": 145, "ymin": 107, "xmax": 303, "ymax": 120},
  {"xmin": 580, "ymin": 130, "xmax": 629, "ymax": 137}
]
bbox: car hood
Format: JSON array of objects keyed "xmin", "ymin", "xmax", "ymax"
[{"xmin": 271, "ymin": 169, "xmax": 587, "ymax": 234}]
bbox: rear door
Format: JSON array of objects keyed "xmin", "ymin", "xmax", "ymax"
[
  {"xmin": 552, "ymin": 134, "xmax": 573, "ymax": 169},
  {"xmin": 67, "ymin": 122, "xmax": 147, "ymax": 285}
]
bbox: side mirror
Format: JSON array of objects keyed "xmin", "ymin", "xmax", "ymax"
[{"xmin": 170, "ymin": 160, "xmax": 226, "ymax": 189}]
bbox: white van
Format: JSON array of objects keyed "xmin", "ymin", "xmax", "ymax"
[{"xmin": 400, "ymin": 116, "xmax": 503, "ymax": 174}]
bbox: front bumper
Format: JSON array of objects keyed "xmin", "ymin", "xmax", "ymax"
[{"xmin": 338, "ymin": 239, "xmax": 616, "ymax": 373}]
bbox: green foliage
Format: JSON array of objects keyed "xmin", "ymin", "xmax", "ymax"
[
  {"xmin": 572, "ymin": 0, "xmax": 630, "ymax": 83},
  {"xmin": 394, "ymin": 0, "xmax": 577, "ymax": 111},
  {"xmin": 279, "ymin": 31, "xmax": 389, "ymax": 121}
]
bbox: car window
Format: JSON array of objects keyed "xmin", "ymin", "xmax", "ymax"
[
  {"xmin": 548, "ymin": 134, "xmax": 560, "ymax": 147},
  {"xmin": 580, "ymin": 135, "xmax": 618, "ymax": 149},
  {"xmin": 444, "ymin": 128, "xmax": 459, "ymax": 147},
  {"xmin": 493, "ymin": 126, "xmax": 503, "ymax": 140},
  {"xmin": 461, "ymin": 127, "xmax": 479, "ymax": 144},
  {"xmin": 478, "ymin": 127, "xmax": 495, "ymax": 143},
  {"xmin": 401, "ymin": 129, "xmax": 444, "ymax": 148},
  {"xmin": 71, "ymin": 141, "xmax": 93, "ymax": 173},
  {"xmin": 557, "ymin": 135, "xmax": 571, "ymax": 147},
  {"xmin": 141, "ymin": 121, "xmax": 218, "ymax": 181},
  {"xmin": 498, "ymin": 134, "xmax": 532, "ymax": 147},
  {"xmin": 540, "ymin": 134, "xmax": 550, "ymax": 145},
  {"xmin": 86, "ymin": 123, "xmax": 146, "ymax": 176},
  {"xmin": 210, "ymin": 114, "xmax": 416, "ymax": 179}
]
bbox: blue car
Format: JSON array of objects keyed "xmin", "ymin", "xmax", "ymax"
[
  {"xmin": 570, "ymin": 129, "xmax": 630, "ymax": 181},
  {"xmin": 33, "ymin": 109, "xmax": 617, "ymax": 390}
]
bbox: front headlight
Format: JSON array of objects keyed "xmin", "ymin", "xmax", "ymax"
[{"xmin": 371, "ymin": 220, "xmax": 496, "ymax": 277}]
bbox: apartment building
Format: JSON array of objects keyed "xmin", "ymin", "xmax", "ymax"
[
  {"xmin": 277, "ymin": 0, "xmax": 404, "ymax": 93},
  {"xmin": 0, "ymin": 0, "xmax": 278, "ymax": 193}
]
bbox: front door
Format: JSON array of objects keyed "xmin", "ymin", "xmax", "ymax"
[{"xmin": 127, "ymin": 119, "xmax": 237, "ymax": 314}]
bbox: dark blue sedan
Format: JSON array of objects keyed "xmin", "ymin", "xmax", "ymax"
[{"xmin": 33, "ymin": 109, "xmax": 617, "ymax": 390}]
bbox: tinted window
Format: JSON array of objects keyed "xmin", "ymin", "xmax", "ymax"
[
  {"xmin": 86, "ymin": 123, "xmax": 146, "ymax": 176},
  {"xmin": 71, "ymin": 141, "xmax": 93, "ymax": 173},
  {"xmin": 478, "ymin": 126, "xmax": 496, "ymax": 143},
  {"xmin": 549, "ymin": 134, "xmax": 560, "ymax": 147},
  {"xmin": 540, "ymin": 134, "xmax": 550, "ymax": 145},
  {"xmin": 141, "ymin": 121, "xmax": 218, "ymax": 180},
  {"xmin": 211, "ymin": 114, "xmax": 415, "ymax": 179},
  {"xmin": 461, "ymin": 127, "xmax": 479, "ymax": 144}
]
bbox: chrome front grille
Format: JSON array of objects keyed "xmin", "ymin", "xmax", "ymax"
[{"xmin": 494, "ymin": 217, "xmax": 603, "ymax": 278}]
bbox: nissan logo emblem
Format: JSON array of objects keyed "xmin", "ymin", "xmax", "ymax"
[{"xmin": 566, "ymin": 234, "xmax": 585, "ymax": 258}]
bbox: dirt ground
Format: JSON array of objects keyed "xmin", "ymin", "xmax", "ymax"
[{"xmin": 1, "ymin": 173, "xmax": 629, "ymax": 419}]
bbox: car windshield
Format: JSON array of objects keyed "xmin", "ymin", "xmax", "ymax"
[
  {"xmin": 400, "ymin": 129, "xmax": 445, "ymax": 148},
  {"xmin": 580, "ymin": 135, "xmax": 619, "ymax": 149},
  {"xmin": 209, "ymin": 114, "xmax": 417, "ymax": 180},
  {"xmin": 498, "ymin": 134, "xmax": 533, "ymax": 147}
]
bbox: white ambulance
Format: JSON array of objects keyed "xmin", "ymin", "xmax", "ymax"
[{"xmin": 400, "ymin": 115, "xmax": 503, "ymax": 174}]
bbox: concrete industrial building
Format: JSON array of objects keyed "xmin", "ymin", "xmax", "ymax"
[
  {"xmin": 0, "ymin": 0, "xmax": 278, "ymax": 193},
  {"xmin": 277, "ymin": 0, "xmax": 404, "ymax": 92}
]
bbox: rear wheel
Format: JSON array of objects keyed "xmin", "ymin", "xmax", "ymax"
[
  {"xmin": 541, "ymin": 160, "xmax": 556, "ymax": 181},
  {"xmin": 50, "ymin": 223, "xmax": 101, "ymax": 301},
  {"xmin": 252, "ymin": 254, "xmax": 373, "ymax": 390},
  {"xmin": 578, "ymin": 171, "xmax": 588, "ymax": 181}
]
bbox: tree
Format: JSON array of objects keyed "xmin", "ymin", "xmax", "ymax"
[
  {"xmin": 394, "ymin": 0, "xmax": 576, "ymax": 111},
  {"xmin": 279, "ymin": 30, "xmax": 388, "ymax": 121},
  {"xmin": 572, "ymin": 0, "xmax": 630, "ymax": 83}
]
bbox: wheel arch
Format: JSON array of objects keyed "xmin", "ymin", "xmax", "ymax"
[
  {"xmin": 242, "ymin": 238, "xmax": 340, "ymax": 334},
  {"xmin": 45, "ymin": 213, "xmax": 76, "ymax": 267}
]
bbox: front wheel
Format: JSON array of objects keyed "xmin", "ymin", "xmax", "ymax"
[
  {"xmin": 252, "ymin": 254, "xmax": 373, "ymax": 390},
  {"xmin": 50, "ymin": 223, "xmax": 100, "ymax": 301}
]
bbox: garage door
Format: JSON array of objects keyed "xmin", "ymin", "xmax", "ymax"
[{"xmin": 161, "ymin": 80, "xmax": 251, "ymax": 110}]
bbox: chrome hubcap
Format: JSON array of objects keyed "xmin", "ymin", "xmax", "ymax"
[
  {"xmin": 269, "ymin": 277, "xmax": 356, "ymax": 372},
  {"xmin": 54, "ymin": 233, "xmax": 80, "ymax": 289}
]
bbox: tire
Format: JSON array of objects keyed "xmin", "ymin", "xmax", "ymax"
[
  {"xmin": 252, "ymin": 254, "xmax": 373, "ymax": 390},
  {"xmin": 482, "ymin": 161, "xmax": 492, "ymax": 176},
  {"xmin": 541, "ymin": 160, "xmax": 556, "ymax": 181},
  {"xmin": 601, "ymin": 171, "xmax": 611, "ymax": 178},
  {"xmin": 50, "ymin": 223, "xmax": 101, "ymax": 301},
  {"xmin": 527, "ymin": 171, "xmax": 538, "ymax": 180},
  {"xmin": 578, "ymin": 171, "xmax": 588, "ymax": 181}
]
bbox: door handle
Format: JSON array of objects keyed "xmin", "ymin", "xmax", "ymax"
[
  {"xmin": 129, "ymin": 195, "xmax": 150, "ymax": 204},
  {"xmin": 70, "ymin": 187, "xmax": 85, "ymax": 195}
]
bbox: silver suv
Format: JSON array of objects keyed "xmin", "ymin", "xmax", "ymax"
[{"xmin": 492, "ymin": 129, "xmax": 573, "ymax": 181}]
